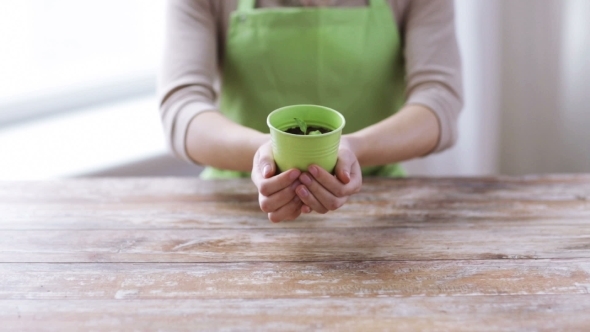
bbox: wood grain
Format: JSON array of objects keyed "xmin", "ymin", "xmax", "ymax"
[
  {"xmin": 3, "ymin": 296, "xmax": 590, "ymax": 331},
  {"xmin": 1, "ymin": 176, "xmax": 589, "ymax": 230},
  {"xmin": 2, "ymin": 176, "xmax": 590, "ymax": 330},
  {"xmin": 1, "ymin": 259, "xmax": 589, "ymax": 300},
  {"xmin": 2, "ymin": 224, "xmax": 590, "ymax": 262}
]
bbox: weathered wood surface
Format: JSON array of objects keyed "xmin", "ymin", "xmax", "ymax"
[
  {"xmin": 1, "ymin": 176, "xmax": 590, "ymax": 330},
  {"xmin": 1, "ymin": 176, "xmax": 589, "ymax": 229},
  {"xmin": 2, "ymin": 259, "xmax": 589, "ymax": 300},
  {"xmin": 2, "ymin": 225, "xmax": 590, "ymax": 262},
  {"xmin": 4, "ymin": 296, "xmax": 590, "ymax": 331}
]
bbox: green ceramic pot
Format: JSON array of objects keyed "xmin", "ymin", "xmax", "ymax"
[{"xmin": 267, "ymin": 104, "xmax": 346, "ymax": 173}]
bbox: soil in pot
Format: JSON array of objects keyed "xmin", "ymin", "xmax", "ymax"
[
  {"xmin": 285, "ymin": 125, "xmax": 332, "ymax": 135},
  {"xmin": 284, "ymin": 118, "xmax": 332, "ymax": 135}
]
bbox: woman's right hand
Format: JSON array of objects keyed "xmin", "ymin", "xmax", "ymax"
[{"xmin": 251, "ymin": 141, "xmax": 307, "ymax": 222}]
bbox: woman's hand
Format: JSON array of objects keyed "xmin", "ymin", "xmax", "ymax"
[
  {"xmin": 251, "ymin": 141, "xmax": 306, "ymax": 222},
  {"xmin": 294, "ymin": 138, "xmax": 362, "ymax": 214}
]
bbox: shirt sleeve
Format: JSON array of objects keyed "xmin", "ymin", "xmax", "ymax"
[
  {"xmin": 158, "ymin": 0, "xmax": 219, "ymax": 164},
  {"xmin": 402, "ymin": 0, "xmax": 464, "ymax": 153}
]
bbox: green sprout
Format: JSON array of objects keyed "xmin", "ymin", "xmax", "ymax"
[
  {"xmin": 294, "ymin": 117, "xmax": 325, "ymax": 135},
  {"xmin": 294, "ymin": 117, "xmax": 307, "ymax": 134}
]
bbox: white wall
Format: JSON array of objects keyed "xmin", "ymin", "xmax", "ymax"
[
  {"xmin": 558, "ymin": 0, "xmax": 590, "ymax": 172},
  {"xmin": 498, "ymin": 0, "xmax": 565, "ymax": 174},
  {"xmin": 403, "ymin": 0, "xmax": 501, "ymax": 176},
  {"xmin": 498, "ymin": 0, "xmax": 590, "ymax": 174},
  {"xmin": 406, "ymin": 0, "xmax": 590, "ymax": 176}
]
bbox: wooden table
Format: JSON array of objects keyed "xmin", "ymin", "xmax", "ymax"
[{"xmin": 1, "ymin": 176, "xmax": 590, "ymax": 330}]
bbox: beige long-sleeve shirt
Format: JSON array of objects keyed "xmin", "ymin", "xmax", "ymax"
[{"xmin": 158, "ymin": 0, "xmax": 463, "ymax": 164}]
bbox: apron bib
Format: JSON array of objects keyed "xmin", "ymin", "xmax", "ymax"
[{"xmin": 200, "ymin": 0, "xmax": 406, "ymax": 179}]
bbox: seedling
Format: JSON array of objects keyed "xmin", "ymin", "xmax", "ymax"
[
  {"xmin": 294, "ymin": 117, "xmax": 308, "ymax": 135},
  {"xmin": 290, "ymin": 117, "xmax": 325, "ymax": 135}
]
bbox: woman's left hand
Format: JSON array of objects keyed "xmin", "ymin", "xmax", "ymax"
[{"xmin": 294, "ymin": 138, "xmax": 362, "ymax": 214}]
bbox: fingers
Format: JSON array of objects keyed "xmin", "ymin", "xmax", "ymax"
[
  {"xmin": 254, "ymin": 166, "xmax": 303, "ymax": 222},
  {"xmin": 258, "ymin": 168, "xmax": 301, "ymax": 197},
  {"xmin": 259, "ymin": 180, "xmax": 301, "ymax": 213},
  {"xmin": 308, "ymin": 163, "xmax": 362, "ymax": 198},
  {"xmin": 252, "ymin": 141, "xmax": 303, "ymax": 197},
  {"xmin": 301, "ymin": 205, "xmax": 312, "ymax": 214},
  {"xmin": 267, "ymin": 196, "xmax": 303, "ymax": 223},
  {"xmin": 295, "ymin": 148, "xmax": 363, "ymax": 214},
  {"xmin": 251, "ymin": 141, "xmax": 312, "ymax": 222},
  {"xmin": 329, "ymin": 147, "xmax": 363, "ymax": 193},
  {"xmin": 296, "ymin": 174, "xmax": 347, "ymax": 213}
]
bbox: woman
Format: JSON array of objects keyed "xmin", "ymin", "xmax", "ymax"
[{"xmin": 158, "ymin": 0, "xmax": 463, "ymax": 222}]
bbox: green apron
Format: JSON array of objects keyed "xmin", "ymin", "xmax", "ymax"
[{"xmin": 200, "ymin": 0, "xmax": 406, "ymax": 179}]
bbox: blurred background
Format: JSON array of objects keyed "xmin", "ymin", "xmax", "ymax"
[{"xmin": 0, "ymin": 0, "xmax": 588, "ymax": 180}]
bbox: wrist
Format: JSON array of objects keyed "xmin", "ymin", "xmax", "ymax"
[
  {"xmin": 341, "ymin": 134, "xmax": 364, "ymax": 165},
  {"xmin": 251, "ymin": 133, "xmax": 270, "ymax": 150}
]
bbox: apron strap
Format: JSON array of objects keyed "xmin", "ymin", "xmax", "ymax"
[{"xmin": 238, "ymin": 0, "xmax": 256, "ymax": 11}]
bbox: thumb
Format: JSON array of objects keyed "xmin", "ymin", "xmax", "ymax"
[
  {"xmin": 334, "ymin": 150, "xmax": 354, "ymax": 184},
  {"xmin": 258, "ymin": 142, "xmax": 276, "ymax": 179}
]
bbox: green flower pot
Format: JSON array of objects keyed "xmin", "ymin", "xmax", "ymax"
[{"xmin": 267, "ymin": 104, "xmax": 346, "ymax": 173}]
